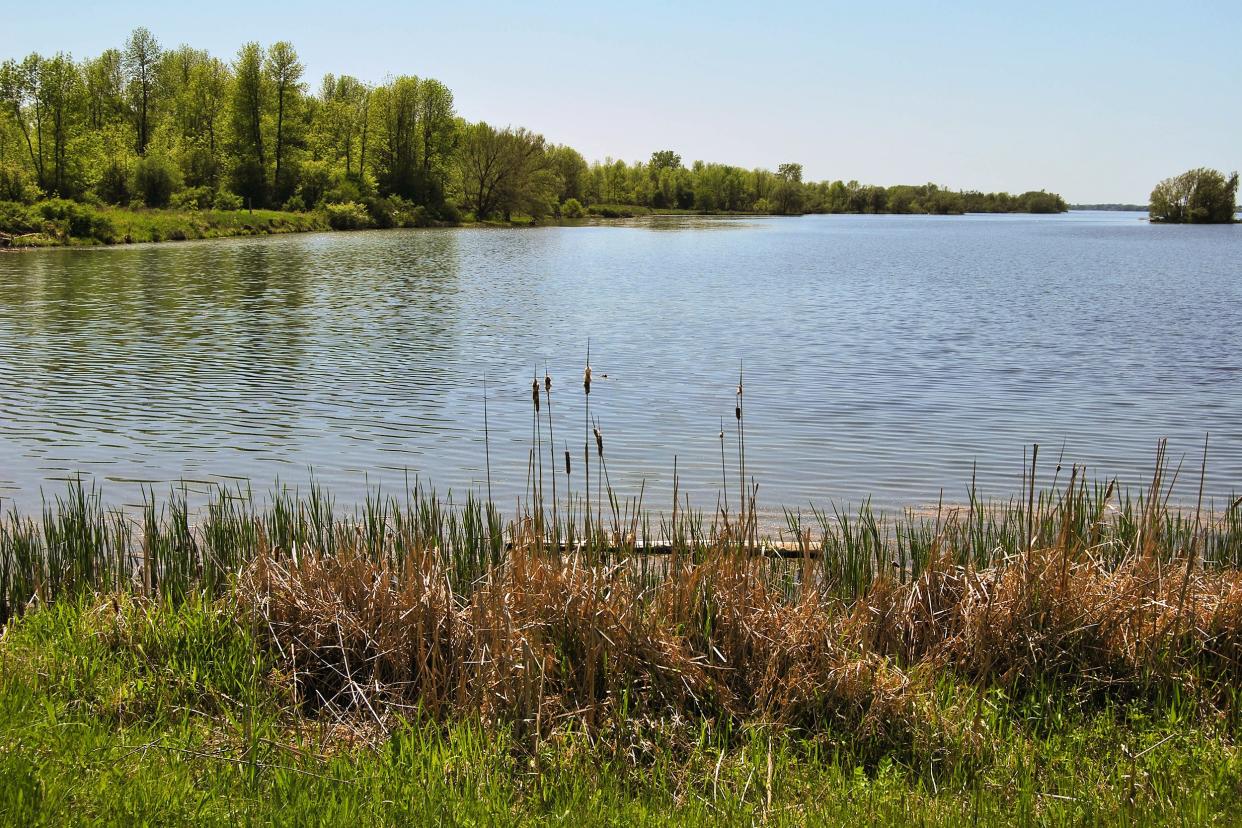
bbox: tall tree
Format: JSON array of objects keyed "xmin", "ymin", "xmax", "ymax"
[
  {"xmin": 416, "ymin": 78, "xmax": 455, "ymax": 205},
  {"xmin": 36, "ymin": 52, "xmax": 80, "ymax": 195},
  {"xmin": 265, "ymin": 41, "xmax": 303, "ymax": 201},
  {"xmin": 457, "ymin": 122, "xmax": 552, "ymax": 219},
  {"xmin": 229, "ymin": 42, "xmax": 266, "ymax": 204},
  {"xmin": 123, "ymin": 27, "xmax": 161, "ymax": 155},
  {"xmin": 0, "ymin": 57, "xmax": 43, "ymax": 188}
]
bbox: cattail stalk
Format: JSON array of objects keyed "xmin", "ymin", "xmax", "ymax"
[
  {"xmin": 583, "ymin": 341, "xmax": 592, "ymax": 539},
  {"xmin": 545, "ymin": 369, "xmax": 557, "ymax": 543}
]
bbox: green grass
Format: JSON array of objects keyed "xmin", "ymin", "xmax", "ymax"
[
  {"xmin": 0, "ymin": 596, "xmax": 1239, "ymax": 825},
  {"xmin": 0, "ymin": 200, "xmax": 329, "ymax": 247}
]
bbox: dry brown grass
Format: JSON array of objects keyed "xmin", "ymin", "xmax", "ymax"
[
  {"xmin": 237, "ymin": 522, "xmax": 1242, "ymax": 751},
  {"xmin": 238, "ymin": 543, "xmax": 929, "ymax": 744}
]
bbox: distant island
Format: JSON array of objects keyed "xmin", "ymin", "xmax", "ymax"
[
  {"xmin": 2, "ymin": 29, "xmax": 1067, "ymax": 247},
  {"xmin": 1148, "ymin": 168, "xmax": 1239, "ymax": 224}
]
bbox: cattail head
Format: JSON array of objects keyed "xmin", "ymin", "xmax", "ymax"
[
  {"xmin": 532, "ymin": 378, "xmax": 540, "ymax": 412},
  {"xmin": 564, "ymin": 448, "xmax": 571, "ymax": 476},
  {"xmin": 583, "ymin": 364, "xmax": 592, "ymax": 395},
  {"xmin": 544, "ymin": 371, "xmax": 551, "ymax": 393},
  {"xmin": 736, "ymin": 382, "xmax": 743, "ymax": 398},
  {"xmin": 593, "ymin": 424, "xmax": 603, "ymax": 457},
  {"xmin": 735, "ymin": 404, "xmax": 742, "ymax": 421}
]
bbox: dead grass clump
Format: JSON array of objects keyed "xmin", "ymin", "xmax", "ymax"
[
  {"xmin": 238, "ymin": 544, "xmax": 929, "ymax": 748},
  {"xmin": 857, "ymin": 546, "xmax": 1242, "ymax": 698}
]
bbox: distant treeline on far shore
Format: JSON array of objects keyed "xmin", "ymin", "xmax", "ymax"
[
  {"xmin": 1070, "ymin": 203, "xmax": 1149, "ymax": 211},
  {"xmin": 0, "ymin": 28, "xmax": 1070, "ymax": 234}
]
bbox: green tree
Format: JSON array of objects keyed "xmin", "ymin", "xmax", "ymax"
[
  {"xmin": 265, "ymin": 41, "xmax": 304, "ymax": 202},
  {"xmin": 123, "ymin": 27, "xmax": 161, "ymax": 154},
  {"xmin": 1149, "ymin": 168, "xmax": 1238, "ymax": 224},
  {"xmin": 229, "ymin": 42, "xmax": 266, "ymax": 205},
  {"xmin": 457, "ymin": 122, "xmax": 552, "ymax": 219},
  {"xmin": 772, "ymin": 162, "xmax": 803, "ymax": 214}
]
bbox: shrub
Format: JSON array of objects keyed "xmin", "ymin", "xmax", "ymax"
[
  {"xmin": 229, "ymin": 158, "xmax": 267, "ymax": 208},
  {"xmin": 0, "ymin": 201, "xmax": 39, "ymax": 235},
  {"xmin": 94, "ymin": 158, "xmax": 131, "ymax": 205},
  {"xmin": 33, "ymin": 199, "xmax": 116, "ymax": 242},
  {"xmin": 212, "ymin": 191, "xmax": 244, "ymax": 211},
  {"xmin": 297, "ymin": 159, "xmax": 334, "ymax": 208},
  {"xmin": 323, "ymin": 179, "xmax": 362, "ymax": 205},
  {"xmin": 282, "ymin": 194, "xmax": 307, "ymax": 213},
  {"xmin": 560, "ymin": 198, "xmax": 585, "ymax": 219},
  {"xmin": 0, "ymin": 162, "xmax": 43, "ymax": 204},
  {"xmin": 131, "ymin": 155, "xmax": 182, "ymax": 208},
  {"xmin": 752, "ymin": 198, "xmax": 772, "ymax": 213},
  {"xmin": 324, "ymin": 201, "xmax": 373, "ymax": 230},
  {"xmin": 436, "ymin": 201, "xmax": 462, "ymax": 224},
  {"xmin": 171, "ymin": 186, "xmax": 214, "ymax": 211},
  {"xmin": 362, "ymin": 196, "xmax": 397, "ymax": 229}
]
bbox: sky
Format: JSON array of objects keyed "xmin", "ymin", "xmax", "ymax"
[{"xmin": 6, "ymin": 1, "xmax": 1240, "ymax": 203}]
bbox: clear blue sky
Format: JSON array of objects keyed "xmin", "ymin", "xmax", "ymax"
[{"xmin": 7, "ymin": 0, "xmax": 1239, "ymax": 202}]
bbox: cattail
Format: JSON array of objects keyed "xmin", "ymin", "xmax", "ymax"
[
  {"xmin": 532, "ymin": 378, "xmax": 540, "ymax": 413},
  {"xmin": 564, "ymin": 448, "xmax": 571, "ymax": 476},
  {"xmin": 544, "ymin": 371, "xmax": 551, "ymax": 393},
  {"xmin": 583, "ymin": 364, "xmax": 592, "ymax": 395},
  {"xmin": 735, "ymin": 404, "xmax": 741, "ymax": 421},
  {"xmin": 594, "ymin": 424, "xmax": 603, "ymax": 458}
]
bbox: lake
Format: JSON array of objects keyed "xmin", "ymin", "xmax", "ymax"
[{"xmin": 1, "ymin": 211, "xmax": 1239, "ymax": 517}]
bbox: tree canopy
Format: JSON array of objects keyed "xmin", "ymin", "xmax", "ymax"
[
  {"xmin": 0, "ymin": 30, "xmax": 1069, "ymax": 220},
  {"xmin": 1149, "ymin": 168, "xmax": 1239, "ymax": 224}
]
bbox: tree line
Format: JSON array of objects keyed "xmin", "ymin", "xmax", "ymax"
[{"xmin": 1, "ymin": 30, "xmax": 1067, "ymax": 222}]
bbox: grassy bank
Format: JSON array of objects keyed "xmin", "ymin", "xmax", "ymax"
[
  {"xmin": 2, "ymin": 594, "xmax": 1239, "ymax": 824},
  {"xmin": 0, "ymin": 199, "xmax": 328, "ymax": 247},
  {"xmin": 1, "ymin": 453, "xmax": 1240, "ymax": 823},
  {"xmin": 0, "ymin": 200, "xmax": 723, "ymax": 248}
]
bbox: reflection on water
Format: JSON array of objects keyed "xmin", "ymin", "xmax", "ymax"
[{"xmin": 0, "ymin": 213, "xmax": 1239, "ymax": 514}]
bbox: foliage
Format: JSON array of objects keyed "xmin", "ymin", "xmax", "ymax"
[
  {"xmin": 170, "ymin": 186, "xmax": 214, "ymax": 211},
  {"xmin": 0, "ymin": 161, "xmax": 43, "ymax": 203},
  {"xmin": 560, "ymin": 197, "xmax": 585, "ymax": 218},
  {"xmin": 1149, "ymin": 167, "xmax": 1239, "ymax": 224},
  {"xmin": 323, "ymin": 200, "xmax": 372, "ymax": 230},
  {"xmin": 131, "ymin": 153, "xmax": 182, "ymax": 207},
  {"xmin": 211, "ymin": 190, "xmax": 243, "ymax": 211},
  {"xmin": 1, "ymin": 468, "xmax": 1242, "ymax": 823},
  {"xmin": 94, "ymin": 158, "xmax": 132, "ymax": 205},
  {"xmin": 0, "ymin": 29, "xmax": 1068, "ymax": 226}
]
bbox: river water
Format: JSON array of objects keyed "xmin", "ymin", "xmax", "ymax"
[{"xmin": 1, "ymin": 211, "xmax": 1239, "ymax": 515}]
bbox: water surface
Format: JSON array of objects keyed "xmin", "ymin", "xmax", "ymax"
[{"xmin": 1, "ymin": 212, "xmax": 1239, "ymax": 514}]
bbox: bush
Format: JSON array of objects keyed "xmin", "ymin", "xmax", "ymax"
[
  {"xmin": 0, "ymin": 201, "xmax": 39, "ymax": 235},
  {"xmin": 324, "ymin": 201, "xmax": 373, "ymax": 230},
  {"xmin": 282, "ymin": 194, "xmax": 307, "ymax": 213},
  {"xmin": 33, "ymin": 199, "xmax": 116, "ymax": 242},
  {"xmin": 560, "ymin": 198, "xmax": 585, "ymax": 219},
  {"xmin": 323, "ymin": 179, "xmax": 362, "ymax": 205},
  {"xmin": 171, "ymin": 186, "xmax": 214, "ymax": 211},
  {"xmin": 297, "ymin": 159, "xmax": 334, "ymax": 209},
  {"xmin": 362, "ymin": 196, "xmax": 397, "ymax": 229},
  {"xmin": 436, "ymin": 201, "xmax": 462, "ymax": 224},
  {"xmin": 212, "ymin": 191, "xmax": 244, "ymax": 211},
  {"xmin": 131, "ymin": 155, "xmax": 182, "ymax": 208},
  {"xmin": 94, "ymin": 158, "xmax": 131, "ymax": 205},
  {"xmin": 752, "ymin": 198, "xmax": 772, "ymax": 214},
  {"xmin": 229, "ymin": 158, "xmax": 267, "ymax": 208},
  {"xmin": 0, "ymin": 162, "xmax": 43, "ymax": 204}
]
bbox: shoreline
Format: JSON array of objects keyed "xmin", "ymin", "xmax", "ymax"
[{"xmin": 1, "ymin": 203, "xmax": 1080, "ymax": 251}]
